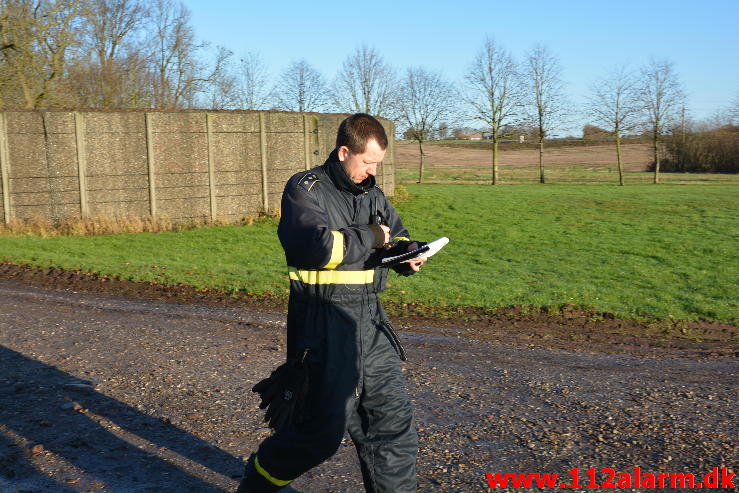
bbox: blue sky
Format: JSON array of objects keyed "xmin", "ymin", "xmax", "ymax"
[{"xmin": 182, "ymin": 0, "xmax": 739, "ymax": 135}]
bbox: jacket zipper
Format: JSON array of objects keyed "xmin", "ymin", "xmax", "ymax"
[{"xmin": 354, "ymin": 192, "xmax": 366, "ymax": 399}]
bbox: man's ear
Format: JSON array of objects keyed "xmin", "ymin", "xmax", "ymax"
[{"xmin": 337, "ymin": 146, "xmax": 349, "ymax": 162}]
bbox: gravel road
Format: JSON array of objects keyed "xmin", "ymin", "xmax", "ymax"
[{"xmin": 0, "ymin": 279, "xmax": 736, "ymax": 492}]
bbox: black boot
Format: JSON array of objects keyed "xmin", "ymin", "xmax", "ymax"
[{"xmin": 236, "ymin": 454, "xmax": 297, "ymax": 493}]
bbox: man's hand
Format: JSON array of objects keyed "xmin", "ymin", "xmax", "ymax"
[
  {"xmin": 405, "ymin": 257, "xmax": 426, "ymax": 272},
  {"xmin": 389, "ymin": 240, "xmax": 427, "ymax": 276},
  {"xmin": 380, "ymin": 224, "xmax": 390, "ymax": 245},
  {"xmin": 404, "ymin": 241, "xmax": 427, "ymax": 272},
  {"xmin": 369, "ymin": 224, "xmax": 391, "ymax": 248}
]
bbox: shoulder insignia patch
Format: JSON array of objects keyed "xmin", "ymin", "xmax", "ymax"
[{"xmin": 298, "ymin": 172, "xmax": 320, "ymax": 191}]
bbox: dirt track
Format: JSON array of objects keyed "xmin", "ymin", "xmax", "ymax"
[{"xmin": 0, "ymin": 276, "xmax": 736, "ymax": 492}]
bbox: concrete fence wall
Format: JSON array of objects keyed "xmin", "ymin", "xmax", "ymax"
[{"xmin": 0, "ymin": 110, "xmax": 396, "ymax": 225}]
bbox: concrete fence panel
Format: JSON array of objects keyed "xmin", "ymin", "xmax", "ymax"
[
  {"xmin": 84, "ymin": 112, "xmax": 150, "ymax": 218},
  {"xmin": 5, "ymin": 112, "xmax": 81, "ymax": 222},
  {"xmin": 0, "ymin": 109, "xmax": 396, "ymax": 227}
]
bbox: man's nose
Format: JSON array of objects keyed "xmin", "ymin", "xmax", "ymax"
[{"xmin": 368, "ymin": 164, "xmax": 377, "ymax": 176}]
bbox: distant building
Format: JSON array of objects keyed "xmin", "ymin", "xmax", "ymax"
[{"xmin": 457, "ymin": 133, "xmax": 482, "ymax": 140}]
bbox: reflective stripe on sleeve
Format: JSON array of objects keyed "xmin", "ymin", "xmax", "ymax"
[
  {"xmin": 254, "ymin": 455, "xmax": 292, "ymax": 487},
  {"xmin": 322, "ymin": 230, "xmax": 344, "ymax": 269},
  {"xmin": 289, "ymin": 267, "xmax": 374, "ymax": 284}
]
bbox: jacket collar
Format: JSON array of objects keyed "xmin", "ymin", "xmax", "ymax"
[{"xmin": 324, "ymin": 148, "xmax": 375, "ymax": 195}]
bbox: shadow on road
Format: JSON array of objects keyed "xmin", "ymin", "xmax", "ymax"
[{"xmin": 0, "ymin": 344, "xmax": 242, "ymax": 491}]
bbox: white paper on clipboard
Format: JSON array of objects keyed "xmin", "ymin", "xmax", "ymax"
[{"xmin": 380, "ymin": 237, "xmax": 449, "ymax": 266}]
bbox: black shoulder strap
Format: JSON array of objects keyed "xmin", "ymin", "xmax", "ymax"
[{"xmin": 297, "ymin": 172, "xmax": 320, "ymax": 192}]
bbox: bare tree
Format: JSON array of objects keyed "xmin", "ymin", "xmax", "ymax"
[
  {"xmin": 148, "ymin": 0, "xmax": 230, "ymax": 109},
  {"xmin": 638, "ymin": 58, "xmax": 685, "ymax": 184},
  {"xmin": 234, "ymin": 51, "xmax": 271, "ymax": 109},
  {"xmin": 203, "ymin": 50, "xmax": 271, "ymax": 110},
  {"xmin": 202, "ymin": 53, "xmax": 239, "ymax": 109},
  {"xmin": 463, "ymin": 37, "xmax": 521, "ymax": 184},
  {"xmin": 524, "ymin": 44, "xmax": 567, "ymax": 184},
  {"xmin": 0, "ymin": 0, "xmax": 83, "ymax": 108},
  {"xmin": 728, "ymin": 92, "xmax": 739, "ymax": 125},
  {"xmin": 398, "ymin": 66, "xmax": 455, "ymax": 183},
  {"xmin": 80, "ymin": 0, "xmax": 148, "ymax": 107},
  {"xmin": 0, "ymin": 0, "xmax": 235, "ymax": 110},
  {"xmin": 273, "ymin": 59, "xmax": 327, "ymax": 112},
  {"xmin": 149, "ymin": 0, "xmax": 192, "ymax": 107},
  {"xmin": 332, "ymin": 45, "xmax": 397, "ymax": 116},
  {"xmin": 587, "ymin": 66, "xmax": 641, "ymax": 186}
]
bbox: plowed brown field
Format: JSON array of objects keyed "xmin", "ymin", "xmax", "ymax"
[{"xmin": 396, "ymin": 141, "xmax": 651, "ymax": 171}]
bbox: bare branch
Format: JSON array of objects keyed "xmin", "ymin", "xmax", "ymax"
[
  {"xmin": 0, "ymin": 0, "xmax": 83, "ymax": 108},
  {"xmin": 398, "ymin": 66, "xmax": 456, "ymax": 182},
  {"xmin": 586, "ymin": 65, "xmax": 642, "ymax": 185},
  {"xmin": 728, "ymin": 92, "xmax": 739, "ymax": 125},
  {"xmin": 79, "ymin": 0, "xmax": 149, "ymax": 106},
  {"xmin": 638, "ymin": 58, "xmax": 685, "ymax": 183},
  {"xmin": 331, "ymin": 45, "xmax": 398, "ymax": 117},
  {"xmin": 462, "ymin": 37, "xmax": 523, "ymax": 184},
  {"xmin": 233, "ymin": 51, "xmax": 271, "ymax": 110},
  {"xmin": 587, "ymin": 65, "xmax": 641, "ymax": 135},
  {"xmin": 523, "ymin": 43, "xmax": 567, "ymax": 183},
  {"xmin": 273, "ymin": 59, "xmax": 328, "ymax": 112},
  {"xmin": 146, "ymin": 0, "xmax": 231, "ymax": 109}
]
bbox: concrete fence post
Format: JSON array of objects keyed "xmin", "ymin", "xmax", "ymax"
[
  {"xmin": 259, "ymin": 112, "xmax": 269, "ymax": 213},
  {"xmin": 303, "ymin": 114, "xmax": 311, "ymax": 171},
  {"xmin": 206, "ymin": 112, "xmax": 217, "ymax": 221},
  {"xmin": 384, "ymin": 122, "xmax": 394, "ymax": 193},
  {"xmin": 74, "ymin": 112, "xmax": 89, "ymax": 218},
  {"xmin": 0, "ymin": 113, "xmax": 11, "ymax": 225},
  {"xmin": 144, "ymin": 112, "xmax": 157, "ymax": 218},
  {"xmin": 381, "ymin": 157, "xmax": 387, "ymax": 192}
]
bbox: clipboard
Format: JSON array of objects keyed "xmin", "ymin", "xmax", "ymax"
[{"xmin": 381, "ymin": 237, "xmax": 449, "ymax": 267}]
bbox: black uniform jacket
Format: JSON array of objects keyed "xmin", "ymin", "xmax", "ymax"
[{"xmin": 277, "ymin": 150, "xmax": 412, "ymax": 303}]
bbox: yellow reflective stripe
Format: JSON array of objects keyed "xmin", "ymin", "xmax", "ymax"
[
  {"xmin": 392, "ymin": 236, "xmax": 410, "ymax": 243},
  {"xmin": 323, "ymin": 230, "xmax": 344, "ymax": 270},
  {"xmin": 254, "ymin": 455, "xmax": 292, "ymax": 487},
  {"xmin": 289, "ymin": 267, "xmax": 374, "ymax": 284}
]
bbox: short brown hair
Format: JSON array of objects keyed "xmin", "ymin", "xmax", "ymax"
[{"xmin": 336, "ymin": 113, "xmax": 388, "ymax": 153}]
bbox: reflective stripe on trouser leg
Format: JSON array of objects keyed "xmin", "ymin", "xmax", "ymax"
[
  {"xmin": 347, "ymin": 309, "xmax": 418, "ymax": 493},
  {"xmin": 254, "ymin": 455, "xmax": 292, "ymax": 487}
]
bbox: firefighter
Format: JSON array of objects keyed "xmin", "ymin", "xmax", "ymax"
[{"xmin": 237, "ymin": 113, "xmax": 425, "ymax": 493}]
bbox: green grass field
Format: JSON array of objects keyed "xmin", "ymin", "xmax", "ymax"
[{"xmin": 1, "ymin": 183, "xmax": 737, "ymax": 323}]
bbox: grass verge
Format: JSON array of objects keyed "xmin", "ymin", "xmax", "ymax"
[{"xmin": 0, "ymin": 184, "xmax": 736, "ymax": 323}]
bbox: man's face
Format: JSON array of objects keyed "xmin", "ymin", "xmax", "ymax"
[{"xmin": 338, "ymin": 138, "xmax": 386, "ymax": 184}]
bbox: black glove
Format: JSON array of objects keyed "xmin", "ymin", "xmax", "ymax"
[
  {"xmin": 388, "ymin": 240, "xmax": 427, "ymax": 276},
  {"xmin": 392, "ymin": 262, "xmax": 416, "ymax": 277},
  {"xmin": 252, "ymin": 349, "xmax": 311, "ymax": 431},
  {"xmin": 384, "ymin": 240, "xmax": 426, "ymax": 256}
]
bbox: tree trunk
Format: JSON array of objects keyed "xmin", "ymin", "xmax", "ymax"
[
  {"xmin": 615, "ymin": 130, "xmax": 624, "ymax": 186},
  {"xmin": 539, "ymin": 137, "xmax": 545, "ymax": 184},
  {"xmin": 20, "ymin": 76, "xmax": 36, "ymax": 109},
  {"xmin": 102, "ymin": 60, "xmax": 114, "ymax": 107},
  {"xmin": 491, "ymin": 139, "xmax": 499, "ymax": 185},
  {"xmin": 9, "ymin": 60, "xmax": 36, "ymax": 109},
  {"xmin": 417, "ymin": 140, "xmax": 425, "ymax": 183},
  {"xmin": 653, "ymin": 131, "xmax": 660, "ymax": 184}
]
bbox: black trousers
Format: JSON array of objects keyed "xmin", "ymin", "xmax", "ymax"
[{"xmin": 256, "ymin": 293, "xmax": 418, "ymax": 493}]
